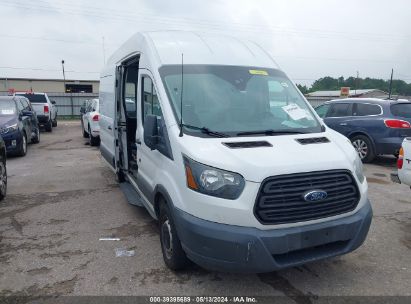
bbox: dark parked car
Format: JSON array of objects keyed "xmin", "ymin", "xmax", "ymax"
[
  {"xmin": 0, "ymin": 96, "xmax": 40, "ymax": 156},
  {"xmin": 315, "ymin": 98, "xmax": 411, "ymax": 162},
  {"xmin": 0, "ymin": 135, "xmax": 6, "ymax": 201}
]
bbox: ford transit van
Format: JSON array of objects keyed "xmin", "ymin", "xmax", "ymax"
[{"xmin": 99, "ymin": 31, "xmax": 372, "ymax": 273}]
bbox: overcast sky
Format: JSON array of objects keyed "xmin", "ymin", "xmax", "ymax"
[{"xmin": 0, "ymin": 0, "xmax": 410, "ymax": 86}]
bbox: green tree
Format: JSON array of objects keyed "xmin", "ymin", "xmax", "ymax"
[
  {"xmin": 296, "ymin": 84, "xmax": 308, "ymax": 94},
  {"xmin": 307, "ymin": 76, "xmax": 411, "ymax": 96}
]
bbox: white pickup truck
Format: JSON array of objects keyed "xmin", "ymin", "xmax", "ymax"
[
  {"xmin": 14, "ymin": 92, "xmax": 58, "ymax": 132},
  {"xmin": 391, "ymin": 137, "xmax": 411, "ymax": 188}
]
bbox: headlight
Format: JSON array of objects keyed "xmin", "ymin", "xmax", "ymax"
[
  {"xmin": 0, "ymin": 123, "xmax": 18, "ymax": 135},
  {"xmin": 183, "ymin": 156, "xmax": 245, "ymax": 200},
  {"xmin": 353, "ymin": 155, "xmax": 365, "ymax": 183}
]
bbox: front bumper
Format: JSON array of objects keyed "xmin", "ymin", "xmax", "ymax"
[
  {"xmin": 173, "ymin": 200, "xmax": 373, "ymax": 273},
  {"xmin": 1, "ymin": 130, "xmax": 22, "ymax": 152}
]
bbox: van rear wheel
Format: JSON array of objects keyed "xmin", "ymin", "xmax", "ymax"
[{"xmin": 159, "ymin": 200, "xmax": 189, "ymax": 271}]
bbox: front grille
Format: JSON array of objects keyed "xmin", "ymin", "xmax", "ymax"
[{"xmin": 255, "ymin": 170, "xmax": 360, "ymax": 225}]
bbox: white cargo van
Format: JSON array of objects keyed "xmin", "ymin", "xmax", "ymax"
[{"xmin": 99, "ymin": 31, "xmax": 372, "ymax": 273}]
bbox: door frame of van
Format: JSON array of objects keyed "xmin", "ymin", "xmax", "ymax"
[{"xmin": 115, "ymin": 54, "xmax": 140, "ymax": 176}]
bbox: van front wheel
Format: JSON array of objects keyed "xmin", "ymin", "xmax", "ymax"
[{"xmin": 159, "ymin": 200, "xmax": 189, "ymax": 271}]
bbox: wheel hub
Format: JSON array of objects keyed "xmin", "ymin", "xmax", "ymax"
[
  {"xmin": 352, "ymin": 140, "xmax": 368, "ymax": 159},
  {"xmin": 161, "ymin": 219, "xmax": 173, "ymax": 259}
]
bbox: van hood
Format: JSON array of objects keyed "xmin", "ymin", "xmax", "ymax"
[{"xmin": 175, "ymin": 127, "xmax": 358, "ymax": 183}]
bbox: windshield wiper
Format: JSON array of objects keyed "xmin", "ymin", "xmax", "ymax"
[
  {"xmin": 236, "ymin": 130, "xmax": 307, "ymax": 136},
  {"xmin": 182, "ymin": 124, "xmax": 230, "ymax": 138}
]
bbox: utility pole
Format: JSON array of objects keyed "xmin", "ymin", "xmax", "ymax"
[
  {"xmin": 388, "ymin": 68, "xmax": 394, "ymax": 100},
  {"xmin": 61, "ymin": 60, "xmax": 66, "ymax": 89},
  {"xmin": 355, "ymin": 71, "xmax": 359, "ymax": 96},
  {"xmin": 62, "ymin": 59, "xmax": 74, "ymax": 117}
]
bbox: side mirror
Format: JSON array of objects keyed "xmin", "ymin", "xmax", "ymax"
[
  {"xmin": 22, "ymin": 110, "xmax": 33, "ymax": 117},
  {"xmin": 80, "ymin": 106, "xmax": 85, "ymax": 114},
  {"xmin": 51, "ymin": 100, "xmax": 56, "ymax": 105},
  {"xmin": 144, "ymin": 115, "xmax": 158, "ymax": 150}
]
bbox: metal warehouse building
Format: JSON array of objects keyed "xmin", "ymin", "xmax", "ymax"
[
  {"xmin": 0, "ymin": 77, "xmax": 99, "ymax": 94},
  {"xmin": 0, "ymin": 78, "xmax": 100, "ymax": 117}
]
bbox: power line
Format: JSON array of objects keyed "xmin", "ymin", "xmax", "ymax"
[
  {"xmin": 0, "ymin": 0, "xmax": 409, "ymax": 43},
  {"xmin": 13, "ymin": 0, "xmax": 411, "ymax": 41}
]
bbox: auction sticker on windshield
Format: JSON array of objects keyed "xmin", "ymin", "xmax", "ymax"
[
  {"xmin": 282, "ymin": 103, "xmax": 310, "ymax": 121},
  {"xmin": 249, "ymin": 69, "xmax": 268, "ymax": 76}
]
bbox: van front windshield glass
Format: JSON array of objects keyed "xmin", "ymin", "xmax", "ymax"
[{"xmin": 159, "ymin": 65, "xmax": 322, "ymax": 137}]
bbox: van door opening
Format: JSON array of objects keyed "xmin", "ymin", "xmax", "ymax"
[{"xmin": 117, "ymin": 57, "xmax": 139, "ymax": 178}]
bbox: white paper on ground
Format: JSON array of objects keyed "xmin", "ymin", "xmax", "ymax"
[
  {"xmin": 99, "ymin": 237, "xmax": 120, "ymax": 241},
  {"xmin": 115, "ymin": 248, "xmax": 135, "ymax": 257}
]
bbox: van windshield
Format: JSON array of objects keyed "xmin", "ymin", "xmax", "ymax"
[{"xmin": 159, "ymin": 65, "xmax": 322, "ymax": 137}]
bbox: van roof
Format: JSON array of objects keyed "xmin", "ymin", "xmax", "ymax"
[{"xmin": 107, "ymin": 31, "xmax": 280, "ymax": 68}]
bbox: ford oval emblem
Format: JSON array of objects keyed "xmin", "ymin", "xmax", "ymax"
[{"xmin": 304, "ymin": 190, "xmax": 328, "ymax": 202}]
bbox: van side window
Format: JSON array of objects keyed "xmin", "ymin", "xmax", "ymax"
[
  {"xmin": 124, "ymin": 66, "xmax": 138, "ymax": 118},
  {"xmin": 142, "ymin": 76, "xmax": 163, "ymax": 122}
]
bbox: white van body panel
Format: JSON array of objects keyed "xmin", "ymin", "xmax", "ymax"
[
  {"xmin": 99, "ymin": 31, "xmax": 372, "ymax": 272},
  {"xmin": 151, "ymin": 124, "xmax": 368, "ymax": 229},
  {"xmin": 398, "ymin": 138, "xmax": 411, "ymax": 186},
  {"xmin": 100, "ymin": 30, "xmax": 368, "ymax": 228},
  {"xmin": 108, "ymin": 31, "xmax": 278, "ymax": 68}
]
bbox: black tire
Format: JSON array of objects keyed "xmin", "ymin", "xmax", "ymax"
[
  {"xmin": 351, "ymin": 135, "xmax": 375, "ymax": 163},
  {"xmin": 17, "ymin": 133, "xmax": 27, "ymax": 157},
  {"xmin": 159, "ymin": 200, "xmax": 189, "ymax": 271},
  {"xmin": 82, "ymin": 122, "xmax": 88, "ymax": 138},
  {"xmin": 0, "ymin": 158, "xmax": 7, "ymax": 201},
  {"xmin": 45, "ymin": 120, "xmax": 52, "ymax": 132},
  {"xmin": 32, "ymin": 126, "xmax": 40, "ymax": 144},
  {"xmin": 88, "ymin": 125, "xmax": 100, "ymax": 146},
  {"xmin": 52, "ymin": 119, "xmax": 57, "ymax": 127}
]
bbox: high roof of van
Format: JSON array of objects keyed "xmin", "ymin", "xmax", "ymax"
[{"xmin": 107, "ymin": 31, "xmax": 280, "ymax": 68}]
